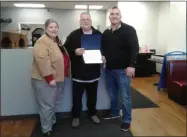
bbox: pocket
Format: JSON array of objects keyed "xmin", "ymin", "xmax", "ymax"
[
  {"xmin": 117, "ymin": 69, "xmax": 125, "ymax": 74},
  {"xmin": 117, "ymin": 69, "xmax": 130, "ymax": 79},
  {"xmin": 49, "ymin": 84, "xmax": 58, "ymax": 88},
  {"xmin": 34, "ymin": 79, "xmax": 48, "ymax": 86}
]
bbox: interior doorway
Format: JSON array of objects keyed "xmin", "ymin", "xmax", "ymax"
[
  {"xmin": 18, "ymin": 22, "xmax": 45, "ymax": 47},
  {"xmin": 1, "ymin": 37, "xmax": 12, "ymax": 49},
  {"xmin": 32, "ymin": 28, "xmax": 44, "ymax": 46}
]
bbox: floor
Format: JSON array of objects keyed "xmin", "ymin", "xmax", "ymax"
[{"xmin": 1, "ymin": 75, "xmax": 186, "ymax": 137}]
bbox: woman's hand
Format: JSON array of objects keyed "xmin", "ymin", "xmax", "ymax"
[{"xmin": 49, "ymin": 79, "xmax": 56, "ymax": 86}]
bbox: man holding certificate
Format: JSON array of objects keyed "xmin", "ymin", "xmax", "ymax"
[
  {"xmin": 101, "ymin": 6, "xmax": 139, "ymax": 132},
  {"xmin": 63, "ymin": 12, "xmax": 102, "ymax": 128}
]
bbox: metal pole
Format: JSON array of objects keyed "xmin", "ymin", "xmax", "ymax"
[{"xmin": 87, "ymin": 4, "xmax": 89, "ymax": 13}]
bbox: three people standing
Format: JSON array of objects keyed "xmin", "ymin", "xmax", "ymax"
[{"xmin": 31, "ymin": 6, "xmax": 139, "ymax": 136}]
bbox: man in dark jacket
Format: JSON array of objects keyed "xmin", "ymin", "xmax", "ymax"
[
  {"xmin": 101, "ymin": 6, "xmax": 139, "ymax": 132},
  {"xmin": 63, "ymin": 12, "xmax": 102, "ymax": 128}
]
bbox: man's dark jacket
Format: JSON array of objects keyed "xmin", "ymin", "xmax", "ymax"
[
  {"xmin": 63, "ymin": 26, "xmax": 102, "ymax": 80},
  {"xmin": 101, "ymin": 22, "xmax": 139, "ymax": 69}
]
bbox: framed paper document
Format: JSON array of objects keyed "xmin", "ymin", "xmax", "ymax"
[
  {"xmin": 81, "ymin": 34, "xmax": 102, "ymax": 64},
  {"xmin": 83, "ymin": 50, "xmax": 103, "ymax": 64}
]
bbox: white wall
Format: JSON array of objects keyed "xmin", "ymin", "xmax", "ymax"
[
  {"xmin": 117, "ymin": 2, "xmax": 186, "ymax": 73},
  {"xmin": 1, "ymin": 8, "xmax": 107, "ymax": 41},
  {"xmin": 156, "ymin": 2, "xmax": 186, "ymax": 54},
  {"xmin": 167, "ymin": 2, "xmax": 186, "ymax": 52},
  {"xmin": 156, "ymin": 2, "xmax": 170, "ymax": 55},
  {"xmin": 106, "ymin": 8, "xmax": 110, "ymax": 27},
  {"xmin": 155, "ymin": 2, "xmax": 170, "ymax": 73},
  {"xmin": 156, "ymin": 2, "xmax": 186, "ymax": 73},
  {"xmin": 118, "ymin": 2, "xmax": 160, "ymax": 49}
]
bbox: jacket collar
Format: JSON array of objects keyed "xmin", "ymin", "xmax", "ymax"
[
  {"xmin": 45, "ymin": 33, "xmax": 62, "ymax": 46},
  {"xmin": 107, "ymin": 21, "xmax": 122, "ymax": 31},
  {"xmin": 79, "ymin": 26, "xmax": 97, "ymax": 34},
  {"xmin": 45, "ymin": 33, "xmax": 57, "ymax": 42}
]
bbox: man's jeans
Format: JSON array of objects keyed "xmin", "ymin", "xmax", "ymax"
[{"xmin": 105, "ymin": 69, "xmax": 132, "ymax": 124}]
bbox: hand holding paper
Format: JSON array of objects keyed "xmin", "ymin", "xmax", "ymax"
[
  {"xmin": 83, "ymin": 50, "xmax": 103, "ymax": 64},
  {"xmin": 75, "ymin": 48, "xmax": 85, "ymax": 56},
  {"xmin": 101, "ymin": 56, "xmax": 106, "ymax": 64},
  {"xmin": 81, "ymin": 34, "xmax": 103, "ymax": 64}
]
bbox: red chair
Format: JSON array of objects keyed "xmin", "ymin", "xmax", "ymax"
[{"xmin": 167, "ymin": 60, "xmax": 187, "ymax": 105}]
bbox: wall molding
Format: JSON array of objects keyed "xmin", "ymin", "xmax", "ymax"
[{"xmin": 0, "ymin": 109, "xmax": 109, "ymax": 121}]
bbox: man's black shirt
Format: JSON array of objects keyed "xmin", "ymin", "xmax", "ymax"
[{"xmin": 101, "ymin": 22, "xmax": 139, "ymax": 69}]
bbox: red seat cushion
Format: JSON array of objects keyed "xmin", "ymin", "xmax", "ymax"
[{"xmin": 172, "ymin": 81, "xmax": 187, "ymax": 87}]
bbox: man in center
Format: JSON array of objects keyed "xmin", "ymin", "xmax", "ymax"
[{"xmin": 63, "ymin": 12, "xmax": 102, "ymax": 128}]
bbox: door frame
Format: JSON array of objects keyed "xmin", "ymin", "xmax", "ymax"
[
  {"xmin": 18, "ymin": 22, "xmax": 45, "ymax": 46},
  {"xmin": 18, "ymin": 22, "xmax": 44, "ymax": 33},
  {"xmin": 32, "ymin": 28, "xmax": 45, "ymax": 46}
]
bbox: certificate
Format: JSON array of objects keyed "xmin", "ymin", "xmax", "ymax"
[{"xmin": 83, "ymin": 50, "xmax": 103, "ymax": 64}]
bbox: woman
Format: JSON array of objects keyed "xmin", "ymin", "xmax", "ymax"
[{"xmin": 31, "ymin": 19, "xmax": 70, "ymax": 136}]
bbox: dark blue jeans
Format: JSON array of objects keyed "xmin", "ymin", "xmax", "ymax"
[{"xmin": 105, "ymin": 69, "xmax": 132, "ymax": 124}]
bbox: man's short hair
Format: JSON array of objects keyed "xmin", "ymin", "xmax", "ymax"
[
  {"xmin": 80, "ymin": 11, "xmax": 91, "ymax": 16},
  {"xmin": 111, "ymin": 6, "xmax": 119, "ymax": 9},
  {"xmin": 110, "ymin": 5, "xmax": 121, "ymax": 15}
]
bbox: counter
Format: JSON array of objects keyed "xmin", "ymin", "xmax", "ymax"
[{"xmin": 1, "ymin": 49, "xmax": 110, "ymax": 116}]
